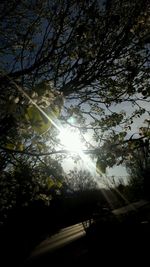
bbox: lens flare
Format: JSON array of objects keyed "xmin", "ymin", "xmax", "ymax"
[{"xmin": 58, "ymin": 128, "xmax": 83, "ymax": 152}]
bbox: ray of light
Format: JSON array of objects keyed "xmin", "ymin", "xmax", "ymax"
[
  {"xmin": 9, "ymin": 78, "xmax": 132, "ymax": 209},
  {"xmin": 12, "ymin": 80, "xmax": 62, "ymax": 132}
]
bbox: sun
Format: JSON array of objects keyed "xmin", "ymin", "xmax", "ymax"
[{"xmin": 58, "ymin": 127, "xmax": 83, "ymax": 152}]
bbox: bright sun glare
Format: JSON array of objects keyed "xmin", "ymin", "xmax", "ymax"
[
  {"xmin": 58, "ymin": 127, "xmax": 100, "ymax": 186},
  {"xmin": 58, "ymin": 128, "xmax": 83, "ymax": 152}
]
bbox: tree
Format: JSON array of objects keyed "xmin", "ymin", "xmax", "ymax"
[
  {"xmin": 0, "ymin": 5, "xmax": 150, "ymax": 264},
  {"xmin": 0, "ymin": 154, "xmax": 65, "ymax": 225},
  {"xmin": 0, "ymin": 0, "xmax": 149, "ymax": 193},
  {"xmin": 66, "ymin": 168, "xmax": 97, "ymax": 192},
  {"xmin": 125, "ymin": 138, "xmax": 150, "ymax": 199}
]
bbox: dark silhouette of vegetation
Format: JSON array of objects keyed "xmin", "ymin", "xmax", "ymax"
[
  {"xmin": 126, "ymin": 139, "xmax": 150, "ymax": 199},
  {"xmin": 110, "ymin": 139, "xmax": 150, "ymax": 202},
  {"xmin": 0, "ymin": 0, "xmax": 149, "ymax": 173},
  {"xmin": 65, "ymin": 168, "xmax": 97, "ymax": 192}
]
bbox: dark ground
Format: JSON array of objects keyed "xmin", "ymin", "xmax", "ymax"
[
  {"xmin": 1, "ymin": 201, "xmax": 150, "ymax": 267},
  {"xmin": 24, "ymin": 225, "xmax": 150, "ymax": 267},
  {"xmin": 22, "ymin": 203, "xmax": 150, "ymax": 267}
]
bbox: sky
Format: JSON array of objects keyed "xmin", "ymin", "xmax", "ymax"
[{"xmin": 59, "ymin": 91, "xmax": 150, "ymax": 187}]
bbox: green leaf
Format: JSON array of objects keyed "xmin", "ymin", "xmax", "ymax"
[
  {"xmin": 25, "ymin": 105, "xmax": 51, "ymax": 134},
  {"xmin": 56, "ymin": 180, "xmax": 62, "ymax": 188},
  {"xmin": 5, "ymin": 143, "xmax": 16, "ymax": 150},
  {"xmin": 47, "ymin": 177, "xmax": 55, "ymax": 189},
  {"xmin": 16, "ymin": 143, "xmax": 24, "ymax": 151},
  {"xmin": 96, "ymin": 159, "xmax": 107, "ymax": 174}
]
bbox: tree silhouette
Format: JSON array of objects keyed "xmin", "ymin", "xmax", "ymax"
[
  {"xmin": 66, "ymin": 168, "xmax": 97, "ymax": 192},
  {"xmin": 0, "ymin": 0, "xmax": 149, "ymax": 201},
  {"xmin": 126, "ymin": 139, "xmax": 150, "ymax": 199}
]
